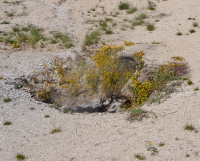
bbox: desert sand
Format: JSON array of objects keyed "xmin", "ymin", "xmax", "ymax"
[{"xmin": 1, "ymin": 0, "xmax": 200, "ymax": 160}]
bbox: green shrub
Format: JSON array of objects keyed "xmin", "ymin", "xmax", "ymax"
[
  {"xmin": 146, "ymin": 23, "xmax": 155, "ymax": 31},
  {"xmin": 84, "ymin": 30, "xmax": 100, "ymax": 46},
  {"xmin": 16, "ymin": 154, "xmax": 26, "ymax": 160},
  {"xmin": 118, "ymin": 2, "xmax": 130, "ymax": 10}
]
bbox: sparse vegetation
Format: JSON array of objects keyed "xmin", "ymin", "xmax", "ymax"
[
  {"xmin": 6, "ymin": 12, "xmax": 15, "ymax": 17},
  {"xmin": 118, "ymin": 2, "xmax": 130, "ymax": 10},
  {"xmin": 146, "ymin": 23, "xmax": 155, "ymax": 31},
  {"xmin": 83, "ymin": 30, "xmax": 100, "ymax": 46},
  {"xmin": 126, "ymin": 7, "xmax": 137, "ymax": 14},
  {"xmin": 135, "ymin": 154, "xmax": 146, "ymax": 160},
  {"xmin": 189, "ymin": 29, "xmax": 196, "ymax": 33},
  {"xmin": 44, "ymin": 115, "xmax": 50, "ymax": 118},
  {"xmin": 16, "ymin": 154, "xmax": 26, "ymax": 160},
  {"xmin": 158, "ymin": 142, "xmax": 165, "ymax": 147},
  {"xmin": 148, "ymin": 2, "xmax": 156, "ymax": 10},
  {"xmin": 3, "ymin": 98, "xmax": 12, "ymax": 102},
  {"xmin": 187, "ymin": 80, "xmax": 193, "ymax": 85},
  {"xmin": 184, "ymin": 124, "xmax": 195, "ymax": 131},
  {"xmin": 188, "ymin": 17, "xmax": 196, "ymax": 20},
  {"xmin": 0, "ymin": 24, "xmax": 73, "ymax": 48},
  {"xmin": 185, "ymin": 154, "xmax": 190, "ymax": 157},
  {"xmin": 1, "ymin": 20, "xmax": 10, "ymax": 24},
  {"xmin": 193, "ymin": 22, "xmax": 198, "ymax": 27},
  {"xmin": 51, "ymin": 128, "xmax": 61, "ymax": 134},
  {"xmin": 3, "ymin": 121, "xmax": 12, "ymax": 125},
  {"xmin": 176, "ymin": 32, "xmax": 182, "ymax": 36}
]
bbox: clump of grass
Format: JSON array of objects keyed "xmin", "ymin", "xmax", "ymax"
[
  {"xmin": 3, "ymin": 121, "xmax": 12, "ymax": 125},
  {"xmin": 83, "ymin": 30, "xmax": 100, "ymax": 46},
  {"xmin": 1, "ymin": 20, "xmax": 10, "ymax": 24},
  {"xmin": 189, "ymin": 29, "xmax": 196, "ymax": 33},
  {"xmin": 146, "ymin": 23, "xmax": 155, "ymax": 31},
  {"xmin": 118, "ymin": 2, "xmax": 130, "ymax": 10},
  {"xmin": 193, "ymin": 22, "xmax": 198, "ymax": 27},
  {"xmin": 185, "ymin": 154, "xmax": 190, "ymax": 157},
  {"xmin": 44, "ymin": 115, "xmax": 50, "ymax": 118},
  {"xmin": 132, "ymin": 20, "xmax": 145, "ymax": 28},
  {"xmin": 126, "ymin": 7, "xmax": 137, "ymax": 14},
  {"xmin": 176, "ymin": 32, "xmax": 182, "ymax": 36},
  {"xmin": 135, "ymin": 154, "xmax": 146, "ymax": 160},
  {"xmin": 131, "ymin": 13, "xmax": 148, "ymax": 28},
  {"xmin": 12, "ymin": 26, "xmax": 20, "ymax": 32},
  {"xmin": 6, "ymin": 12, "xmax": 15, "ymax": 17},
  {"xmin": 184, "ymin": 124, "xmax": 195, "ymax": 131},
  {"xmin": 187, "ymin": 80, "xmax": 193, "ymax": 85},
  {"xmin": 158, "ymin": 142, "xmax": 165, "ymax": 147},
  {"xmin": 3, "ymin": 98, "xmax": 12, "ymax": 102},
  {"xmin": 148, "ymin": 2, "xmax": 156, "ymax": 10},
  {"xmin": 127, "ymin": 108, "xmax": 149, "ymax": 122},
  {"xmin": 16, "ymin": 153, "xmax": 26, "ymax": 160},
  {"xmin": 0, "ymin": 24, "xmax": 73, "ymax": 48},
  {"xmin": 188, "ymin": 17, "xmax": 195, "ymax": 20},
  {"xmin": 194, "ymin": 87, "xmax": 199, "ymax": 91},
  {"xmin": 135, "ymin": 13, "xmax": 148, "ymax": 21},
  {"xmin": 51, "ymin": 128, "xmax": 61, "ymax": 134}
]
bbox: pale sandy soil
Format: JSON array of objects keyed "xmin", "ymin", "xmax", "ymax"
[{"xmin": 1, "ymin": 0, "xmax": 200, "ymax": 160}]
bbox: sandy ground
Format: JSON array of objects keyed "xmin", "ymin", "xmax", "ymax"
[{"xmin": 1, "ymin": 0, "xmax": 200, "ymax": 160}]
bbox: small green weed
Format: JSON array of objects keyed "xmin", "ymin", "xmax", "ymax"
[
  {"xmin": 126, "ymin": 7, "xmax": 137, "ymax": 14},
  {"xmin": 16, "ymin": 153, "xmax": 26, "ymax": 160},
  {"xmin": 135, "ymin": 154, "xmax": 146, "ymax": 160},
  {"xmin": 51, "ymin": 128, "xmax": 61, "ymax": 134},
  {"xmin": 44, "ymin": 115, "xmax": 50, "ymax": 118},
  {"xmin": 187, "ymin": 80, "xmax": 193, "ymax": 85},
  {"xmin": 158, "ymin": 142, "xmax": 165, "ymax": 147},
  {"xmin": 148, "ymin": 2, "xmax": 156, "ymax": 10},
  {"xmin": 189, "ymin": 29, "xmax": 196, "ymax": 33},
  {"xmin": 193, "ymin": 22, "xmax": 198, "ymax": 27},
  {"xmin": 6, "ymin": 12, "xmax": 15, "ymax": 17},
  {"xmin": 127, "ymin": 108, "xmax": 149, "ymax": 122},
  {"xmin": 3, "ymin": 121, "xmax": 12, "ymax": 125},
  {"xmin": 146, "ymin": 23, "xmax": 155, "ymax": 31},
  {"xmin": 194, "ymin": 87, "xmax": 199, "ymax": 91},
  {"xmin": 1, "ymin": 20, "xmax": 10, "ymax": 24},
  {"xmin": 118, "ymin": 2, "xmax": 130, "ymax": 10},
  {"xmin": 176, "ymin": 32, "xmax": 182, "ymax": 36},
  {"xmin": 188, "ymin": 17, "xmax": 195, "ymax": 20},
  {"xmin": 184, "ymin": 124, "xmax": 195, "ymax": 131},
  {"xmin": 185, "ymin": 154, "xmax": 190, "ymax": 157},
  {"xmin": 132, "ymin": 20, "xmax": 145, "ymax": 28},
  {"xmin": 135, "ymin": 13, "xmax": 148, "ymax": 21},
  {"xmin": 12, "ymin": 26, "xmax": 20, "ymax": 32},
  {"xmin": 3, "ymin": 98, "xmax": 12, "ymax": 102}
]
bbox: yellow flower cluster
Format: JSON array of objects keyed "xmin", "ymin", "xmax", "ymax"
[
  {"xmin": 132, "ymin": 76, "xmax": 152, "ymax": 105},
  {"xmin": 92, "ymin": 44, "xmax": 133, "ymax": 94},
  {"xmin": 123, "ymin": 41, "xmax": 135, "ymax": 46},
  {"xmin": 38, "ymin": 88, "xmax": 52, "ymax": 100},
  {"xmin": 171, "ymin": 56, "xmax": 185, "ymax": 62}
]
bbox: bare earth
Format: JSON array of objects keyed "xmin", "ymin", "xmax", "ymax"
[{"xmin": 1, "ymin": 0, "xmax": 200, "ymax": 160}]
